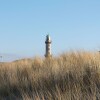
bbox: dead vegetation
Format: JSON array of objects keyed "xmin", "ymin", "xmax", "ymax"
[{"xmin": 0, "ymin": 51, "xmax": 100, "ymax": 100}]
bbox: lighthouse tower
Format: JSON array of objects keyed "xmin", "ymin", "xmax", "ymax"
[{"xmin": 45, "ymin": 35, "xmax": 52, "ymax": 58}]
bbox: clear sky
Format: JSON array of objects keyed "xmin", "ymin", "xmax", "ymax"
[{"xmin": 0, "ymin": 0, "xmax": 100, "ymax": 59}]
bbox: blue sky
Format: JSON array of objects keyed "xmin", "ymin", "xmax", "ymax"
[{"xmin": 0, "ymin": 0, "xmax": 100, "ymax": 58}]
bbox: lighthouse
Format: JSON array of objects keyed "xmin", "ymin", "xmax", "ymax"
[{"xmin": 45, "ymin": 34, "xmax": 52, "ymax": 58}]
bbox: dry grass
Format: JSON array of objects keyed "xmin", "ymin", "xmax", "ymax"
[{"xmin": 0, "ymin": 51, "xmax": 100, "ymax": 100}]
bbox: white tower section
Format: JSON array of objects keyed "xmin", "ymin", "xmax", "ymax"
[{"xmin": 45, "ymin": 35, "xmax": 52, "ymax": 57}]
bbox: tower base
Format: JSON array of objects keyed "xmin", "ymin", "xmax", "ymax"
[{"xmin": 45, "ymin": 54, "xmax": 52, "ymax": 58}]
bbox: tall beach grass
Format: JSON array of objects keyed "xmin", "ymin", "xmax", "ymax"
[{"xmin": 0, "ymin": 51, "xmax": 100, "ymax": 100}]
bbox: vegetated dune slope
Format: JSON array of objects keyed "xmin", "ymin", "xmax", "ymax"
[{"xmin": 0, "ymin": 51, "xmax": 100, "ymax": 100}]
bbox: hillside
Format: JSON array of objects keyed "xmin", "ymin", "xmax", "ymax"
[
  {"xmin": 0, "ymin": 51, "xmax": 100, "ymax": 100},
  {"xmin": 0, "ymin": 53, "xmax": 23, "ymax": 62}
]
